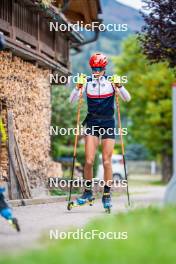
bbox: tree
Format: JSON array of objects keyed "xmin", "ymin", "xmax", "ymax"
[
  {"xmin": 139, "ymin": 0, "xmax": 176, "ymax": 67},
  {"xmin": 126, "ymin": 144, "xmax": 150, "ymax": 161},
  {"xmin": 113, "ymin": 36, "xmax": 174, "ymax": 182}
]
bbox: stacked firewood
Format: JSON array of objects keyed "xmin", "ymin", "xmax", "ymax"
[{"xmin": 0, "ymin": 51, "xmax": 62, "ymax": 191}]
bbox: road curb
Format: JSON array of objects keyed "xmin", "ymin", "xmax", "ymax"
[{"xmin": 8, "ymin": 194, "xmax": 78, "ymax": 207}]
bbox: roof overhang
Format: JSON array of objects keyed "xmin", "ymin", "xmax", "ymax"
[
  {"xmin": 54, "ymin": 0, "xmax": 102, "ymax": 24},
  {"xmin": 29, "ymin": 0, "xmax": 84, "ymax": 44}
]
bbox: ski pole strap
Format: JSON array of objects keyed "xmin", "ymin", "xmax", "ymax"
[
  {"xmin": 77, "ymin": 74, "xmax": 87, "ymax": 85},
  {"xmin": 103, "ymin": 193, "xmax": 111, "ymax": 197}
]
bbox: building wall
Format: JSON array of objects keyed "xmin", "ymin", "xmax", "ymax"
[{"xmin": 0, "ymin": 51, "xmax": 62, "ymax": 196}]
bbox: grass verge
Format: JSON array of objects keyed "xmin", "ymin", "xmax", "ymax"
[{"xmin": 0, "ymin": 206, "xmax": 175, "ymax": 264}]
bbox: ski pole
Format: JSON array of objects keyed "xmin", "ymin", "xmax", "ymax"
[
  {"xmin": 115, "ymin": 89, "xmax": 131, "ymax": 206},
  {"xmin": 67, "ymin": 87, "xmax": 83, "ymax": 207}
]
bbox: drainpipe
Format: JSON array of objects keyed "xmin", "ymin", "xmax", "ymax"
[
  {"xmin": 164, "ymin": 83, "xmax": 176, "ymax": 203},
  {"xmin": 61, "ymin": 0, "xmax": 70, "ymax": 13}
]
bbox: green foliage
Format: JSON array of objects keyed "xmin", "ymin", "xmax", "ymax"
[
  {"xmin": 51, "ymin": 85, "xmax": 87, "ymax": 157},
  {"xmin": 113, "ymin": 36, "xmax": 174, "ymax": 159},
  {"xmin": 49, "ymin": 189, "xmax": 67, "ymax": 196},
  {"xmin": 126, "ymin": 144, "xmax": 150, "ymax": 160},
  {"xmin": 1, "ymin": 206, "xmax": 176, "ymax": 263},
  {"xmin": 140, "ymin": 0, "xmax": 176, "ymax": 67},
  {"xmin": 52, "ymin": 144, "xmax": 73, "ymax": 159},
  {"xmin": 50, "ymin": 188, "xmax": 81, "ymax": 196}
]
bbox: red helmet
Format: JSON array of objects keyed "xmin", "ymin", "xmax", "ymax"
[{"xmin": 89, "ymin": 53, "xmax": 108, "ymax": 68}]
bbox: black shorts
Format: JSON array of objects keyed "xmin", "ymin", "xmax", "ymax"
[{"xmin": 84, "ymin": 125, "xmax": 115, "ymax": 139}]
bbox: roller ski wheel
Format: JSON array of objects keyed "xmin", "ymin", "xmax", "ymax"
[
  {"xmin": 88, "ymin": 198, "xmax": 95, "ymax": 206},
  {"xmin": 67, "ymin": 201, "xmax": 74, "ymax": 211},
  {"xmin": 8, "ymin": 218, "xmax": 20, "ymax": 232},
  {"xmin": 67, "ymin": 197, "xmax": 95, "ymax": 211},
  {"xmin": 102, "ymin": 193, "xmax": 112, "ymax": 214},
  {"xmin": 105, "ymin": 207, "xmax": 111, "ymax": 214}
]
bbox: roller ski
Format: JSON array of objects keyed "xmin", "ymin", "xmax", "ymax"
[
  {"xmin": 0, "ymin": 187, "xmax": 20, "ymax": 232},
  {"xmin": 67, "ymin": 190, "xmax": 95, "ymax": 211},
  {"xmin": 102, "ymin": 192, "xmax": 112, "ymax": 214},
  {"xmin": 7, "ymin": 217, "xmax": 20, "ymax": 232}
]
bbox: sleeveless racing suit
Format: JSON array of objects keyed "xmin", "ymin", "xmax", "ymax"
[{"xmin": 70, "ymin": 75, "xmax": 131, "ymax": 139}]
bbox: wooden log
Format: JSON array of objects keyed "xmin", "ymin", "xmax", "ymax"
[
  {"xmin": 7, "ymin": 110, "xmax": 21, "ymax": 200},
  {"xmin": 14, "ymin": 135, "xmax": 32, "ymax": 198}
]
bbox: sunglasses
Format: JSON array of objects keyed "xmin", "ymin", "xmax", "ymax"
[{"xmin": 91, "ymin": 67, "xmax": 105, "ymax": 72}]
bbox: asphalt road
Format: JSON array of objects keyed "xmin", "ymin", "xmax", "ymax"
[{"xmin": 0, "ymin": 185, "xmax": 166, "ymax": 252}]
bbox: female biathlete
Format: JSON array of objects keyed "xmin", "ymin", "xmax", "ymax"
[{"xmin": 70, "ymin": 53, "xmax": 131, "ymax": 211}]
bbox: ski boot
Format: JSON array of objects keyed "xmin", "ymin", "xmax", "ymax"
[
  {"xmin": 0, "ymin": 187, "xmax": 20, "ymax": 232},
  {"xmin": 67, "ymin": 190, "xmax": 95, "ymax": 210},
  {"xmin": 102, "ymin": 192, "xmax": 112, "ymax": 214}
]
